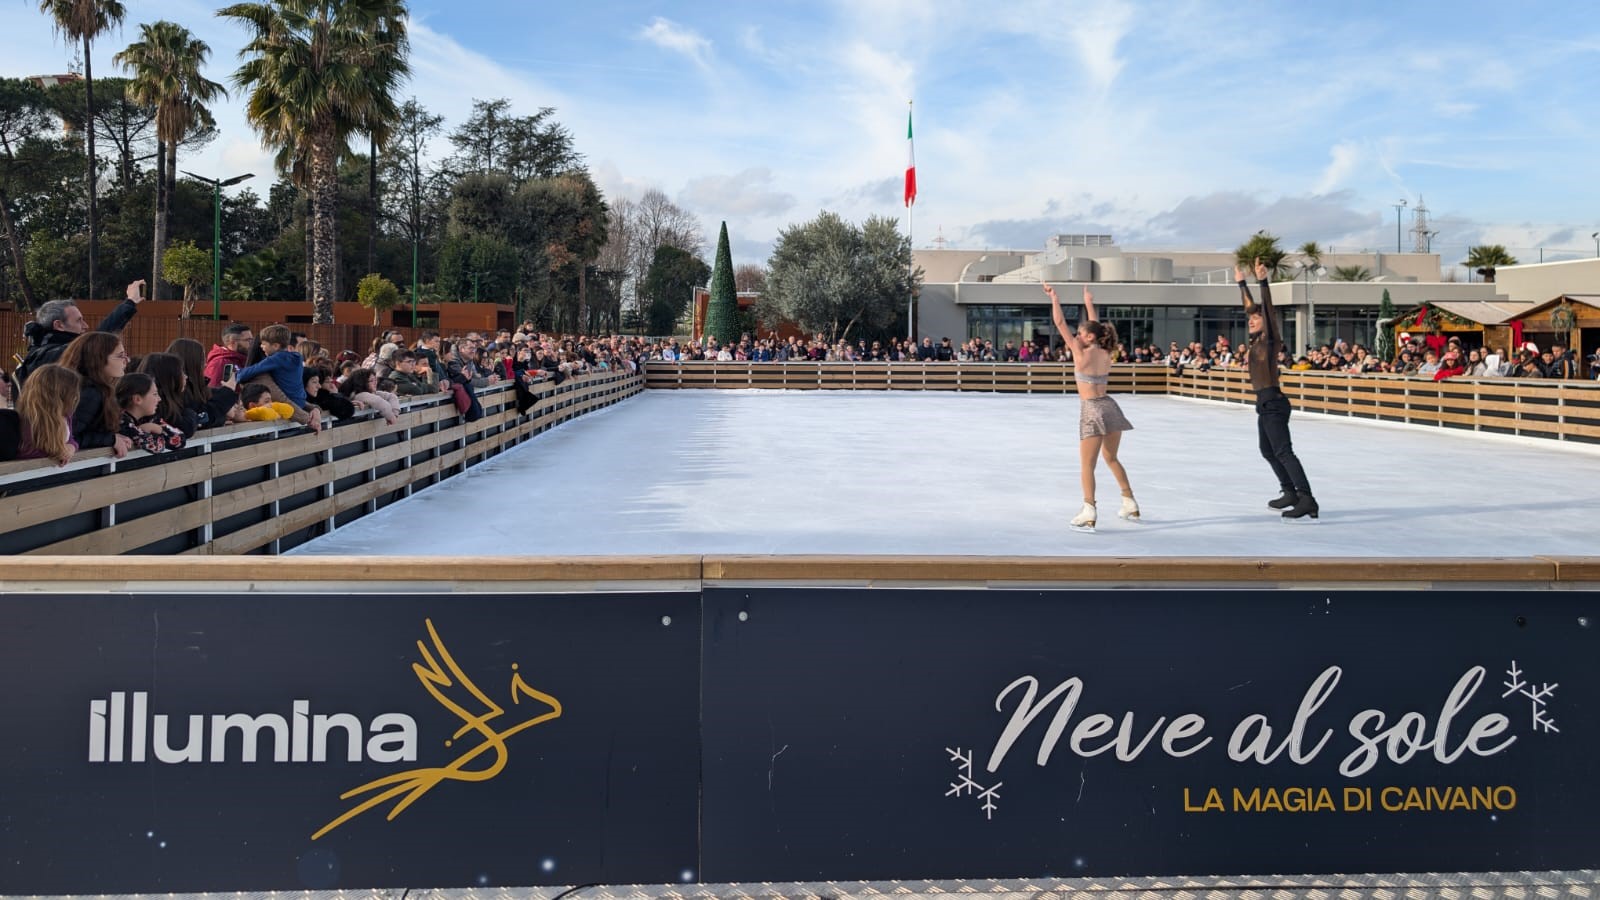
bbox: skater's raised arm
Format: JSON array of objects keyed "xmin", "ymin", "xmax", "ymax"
[
  {"xmin": 1043, "ymin": 283, "xmax": 1069, "ymax": 336},
  {"xmin": 1253, "ymin": 257, "xmax": 1280, "ymax": 342},
  {"xmin": 1236, "ymin": 262, "xmax": 1258, "ymax": 313},
  {"xmin": 1082, "ymin": 285, "xmax": 1098, "ymax": 322}
]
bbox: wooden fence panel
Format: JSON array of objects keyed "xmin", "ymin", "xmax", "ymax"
[{"xmin": 0, "ymin": 370, "xmax": 643, "ymax": 555}]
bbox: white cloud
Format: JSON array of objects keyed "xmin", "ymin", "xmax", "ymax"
[
  {"xmin": 1314, "ymin": 141, "xmax": 1364, "ymax": 194},
  {"xmin": 680, "ymin": 168, "xmax": 796, "ymax": 219},
  {"xmin": 638, "ymin": 17, "xmax": 712, "ymax": 70}
]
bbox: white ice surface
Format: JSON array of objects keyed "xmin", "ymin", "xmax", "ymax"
[{"xmin": 292, "ymin": 390, "xmax": 1600, "ymax": 558}]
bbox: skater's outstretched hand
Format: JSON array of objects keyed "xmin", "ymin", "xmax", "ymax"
[
  {"xmin": 1042, "ymin": 283, "xmax": 1058, "ymax": 302},
  {"xmin": 1234, "ymin": 262, "xmax": 1247, "ymax": 282},
  {"xmin": 1253, "ymin": 257, "xmax": 1269, "ymax": 281}
]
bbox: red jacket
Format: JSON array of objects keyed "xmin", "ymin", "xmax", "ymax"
[{"xmin": 204, "ymin": 344, "xmax": 246, "ymax": 387}]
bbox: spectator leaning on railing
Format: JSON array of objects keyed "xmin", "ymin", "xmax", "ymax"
[{"xmin": 236, "ymin": 324, "xmax": 321, "ymax": 433}]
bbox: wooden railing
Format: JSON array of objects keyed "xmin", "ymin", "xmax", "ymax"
[
  {"xmin": 1169, "ymin": 367, "xmax": 1600, "ymax": 444},
  {"xmin": 643, "ymin": 361, "xmax": 1600, "ymax": 445},
  {"xmin": 643, "ymin": 361, "xmax": 1171, "ymax": 394},
  {"xmin": 0, "ymin": 370, "xmax": 642, "ymax": 555}
]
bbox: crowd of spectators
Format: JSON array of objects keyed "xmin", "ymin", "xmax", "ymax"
[
  {"xmin": 638, "ymin": 329, "xmax": 1594, "ymax": 384},
  {"xmin": 641, "ymin": 333, "xmax": 1078, "ymax": 363},
  {"xmin": 2, "ymin": 291, "xmax": 1596, "ymax": 468},
  {"xmin": 0, "ymin": 291, "xmax": 647, "ymax": 468}
]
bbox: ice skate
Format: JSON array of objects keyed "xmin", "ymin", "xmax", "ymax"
[
  {"xmin": 1281, "ymin": 494, "xmax": 1319, "ymax": 521},
  {"xmin": 1267, "ymin": 489, "xmax": 1298, "ymax": 510},
  {"xmin": 1117, "ymin": 494, "xmax": 1140, "ymax": 521},
  {"xmin": 1070, "ymin": 501, "xmax": 1097, "ymax": 533}
]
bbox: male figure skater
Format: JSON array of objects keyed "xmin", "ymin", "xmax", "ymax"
[{"xmin": 1238, "ymin": 257, "xmax": 1317, "ymax": 519}]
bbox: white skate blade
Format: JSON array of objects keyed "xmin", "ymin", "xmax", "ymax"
[{"xmin": 1069, "ymin": 523, "xmax": 1097, "ymax": 533}]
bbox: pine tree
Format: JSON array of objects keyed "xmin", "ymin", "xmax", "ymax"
[{"xmin": 705, "ymin": 220, "xmax": 738, "ymax": 344}]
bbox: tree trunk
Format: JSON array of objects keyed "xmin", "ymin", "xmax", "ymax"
[
  {"xmin": 83, "ymin": 36, "xmax": 98, "ymax": 300},
  {"xmin": 367, "ymin": 133, "xmax": 377, "ymax": 278},
  {"xmin": 0, "ymin": 188, "xmax": 38, "ymax": 312},
  {"xmin": 578, "ymin": 264, "xmax": 587, "ymax": 334},
  {"xmin": 181, "ymin": 284, "xmax": 193, "ymax": 319},
  {"xmin": 152, "ymin": 138, "xmax": 166, "ymax": 301},
  {"xmin": 309, "ymin": 135, "xmax": 338, "ymax": 324}
]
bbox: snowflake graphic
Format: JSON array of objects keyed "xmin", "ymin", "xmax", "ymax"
[
  {"xmin": 1502, "ymin": 660, "xmax": 1559, "ymax": 734},
  {"xmin": 946, "ymin": 747, "xmax": 1002, "ymax": 820}
]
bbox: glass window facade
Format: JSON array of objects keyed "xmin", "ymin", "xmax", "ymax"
[
  {"xmin": 1310, "ymin": 306, "xmax": 1381, "ymax": 350},
  {"xmin": 964, "ymin": 304, "xmax": 1252, "ymax": 353}
]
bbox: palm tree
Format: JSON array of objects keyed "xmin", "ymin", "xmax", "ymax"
[
  {"xmin": 39, "ymin": 0, "xmax": 126, "ymax": 299},
  {"xmin": 1331, "ymin": 265, "xmax": 1371, "ymax": 282},
  {"xmin": 220, "ymin": 0, "xmax": 409, "ymax": 323},
  {"xmin": 116, "ymin": 21, "xmax": 225, "ymax": 301},
  {"xmin": 1463, "ymin": 244, "xmax": 1517, "ymax": 283},
  {"xmin": 1234, "ymin": 231, "xmax": 1292, "ymax": 280},
  {"xmin": 1297, "ymin": 241, "xmax": 1323, "ymax": 270}
]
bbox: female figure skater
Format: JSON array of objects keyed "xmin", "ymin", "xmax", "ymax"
[{"xmin": 1045, "ymin": 282, "xmax": 1138, "ymax": 531}]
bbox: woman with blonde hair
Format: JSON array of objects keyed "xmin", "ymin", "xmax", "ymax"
[
  {"xmin": 15, "ymin": 365, "xmax": 82, "ymax": 465},
  {"xmin": 1044, "ymin": 283, "xmax": 1138, "ymax": 532}
]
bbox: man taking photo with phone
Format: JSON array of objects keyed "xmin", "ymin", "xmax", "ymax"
[
  {"xmin": 205, "ymin": 322, "xmax": 254, "ymax": 387},
  {"xmin": 14, "ymin": 279, "xmax": 146, "ymax": 388}
]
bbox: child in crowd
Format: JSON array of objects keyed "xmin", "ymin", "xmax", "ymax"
[
  {"xmin": 303, "ymin": 368, "xmax": 355, "ymax": 420},
  {"xmin": 15, "ymin": 364, "xmax": 82, "ymax": 465},
  {"xmin": 240, "ymin": 382, "xmax": 298, "ymax": 421},
  {"xmin": 116, "ymin": 372, "xmax": 186, "ymax": 453},
  {"xmin": 236, "ymin": 324, "xmax": 320, "ymax": 432},
  {"xmin": 339, "ymin": 368, "xmax": 401, "ymax": 425}
]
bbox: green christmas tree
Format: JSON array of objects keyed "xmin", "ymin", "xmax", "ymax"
[{"xmin": 705, "ymin": 221, "xmax": 738, "ymax": 345}]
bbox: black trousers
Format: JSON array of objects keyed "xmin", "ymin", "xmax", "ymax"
[{"xmin": 1255, "ymin": 388, "xmax": 1312, "ymax": 495}]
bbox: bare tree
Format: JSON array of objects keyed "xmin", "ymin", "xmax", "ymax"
[
  {"xmin": 595, "ymin": 189, "xmax": 703, "ymax": 327},
  {"xmin": 734, "ymin": 262, "xmax": 767, "ymax": 294}
]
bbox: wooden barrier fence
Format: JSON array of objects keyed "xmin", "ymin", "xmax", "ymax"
[
  {"xmin": 643, "ymin": 361, "xmax": 1171, "ymax": 394},
  {"xmin": 0, "ymin": 370, "xmax": 642, "ymax": 555},
  {"xmin": 1168, "ymin": 367, "xmax": 1600, "ymax": 444},
  {"xmin": 644, "ymin": 361, "xmax": 1600, "ymax": 445}
]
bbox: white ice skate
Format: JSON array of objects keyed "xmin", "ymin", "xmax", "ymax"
[
  {"xmin": 1117, "ymin": 494, "xmax": 1140, "ymax": 521},
  {"xmin": 1070, "ymin": 501, "xmax": 1097, "ymax": 533}
]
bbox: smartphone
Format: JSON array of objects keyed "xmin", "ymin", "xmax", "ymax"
[{"xmin": 222, "ymin": 363, "xmax": 237, "ymax": 381}]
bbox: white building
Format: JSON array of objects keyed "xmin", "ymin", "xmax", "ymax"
[{"xmin": 914, "ymin": 235, "xmax": 1505, "ymax": 353}]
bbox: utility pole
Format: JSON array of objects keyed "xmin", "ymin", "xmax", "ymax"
[{"xmin": 1393, "ymin": 199, "xmax": 1407, "ymax": 253}]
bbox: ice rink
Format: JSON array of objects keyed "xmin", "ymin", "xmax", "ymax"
[{"xmin": 293, "ymin": 389, "xmax": 1600, "ymax": 558}]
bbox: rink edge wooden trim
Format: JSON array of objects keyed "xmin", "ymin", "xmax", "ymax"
[{"xmin": 5, "ymin": 555, "xmax": 1594, "ymax": 584}]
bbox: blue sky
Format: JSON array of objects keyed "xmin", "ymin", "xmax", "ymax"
[{"xmin": 6, "ymin": 0, "xmax": 1600, "ymax": 274}]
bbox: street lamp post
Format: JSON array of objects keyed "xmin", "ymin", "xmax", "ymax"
[
  {"xmin": 1304, "ymin": 263, "xmax": 1326, "ymax": 351},
  {"xmin": 183, "ymin": 170, "xmax": 254, "ymax": 319},
  {"xmin": 1592, "ymin": 232, "xmax": 1598, "ymax": 258},
  {"xmin": 1393, "ymin": 199, "xmax": 1407, "ymax": 253}
]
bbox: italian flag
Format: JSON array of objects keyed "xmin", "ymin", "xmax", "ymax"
[{"xmin": 904, "ymin": 106, "xmax": 917, "ymax": 208}]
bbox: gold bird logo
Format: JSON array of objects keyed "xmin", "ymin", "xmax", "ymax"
[{"xmin": 312, "ymin": 618, "xmax": 562, "ymax": 840}]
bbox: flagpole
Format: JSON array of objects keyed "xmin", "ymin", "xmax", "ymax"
[{"xmin": 906, "ymin": 99, "xmax": 914, "ymax": 343}]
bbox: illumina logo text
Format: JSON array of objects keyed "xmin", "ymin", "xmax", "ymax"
[{"xmin": 87, "ymin": 692, "xmax": 418, "ymax": 764}]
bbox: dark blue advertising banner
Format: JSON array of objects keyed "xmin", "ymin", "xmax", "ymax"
[
  {"xmin": 0, "ymin": 593, "xmax": 701, "ymax": 895},
  {"xmin": 699, "ymin": 588, "xmax": 1598, "ymax": 882}
]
